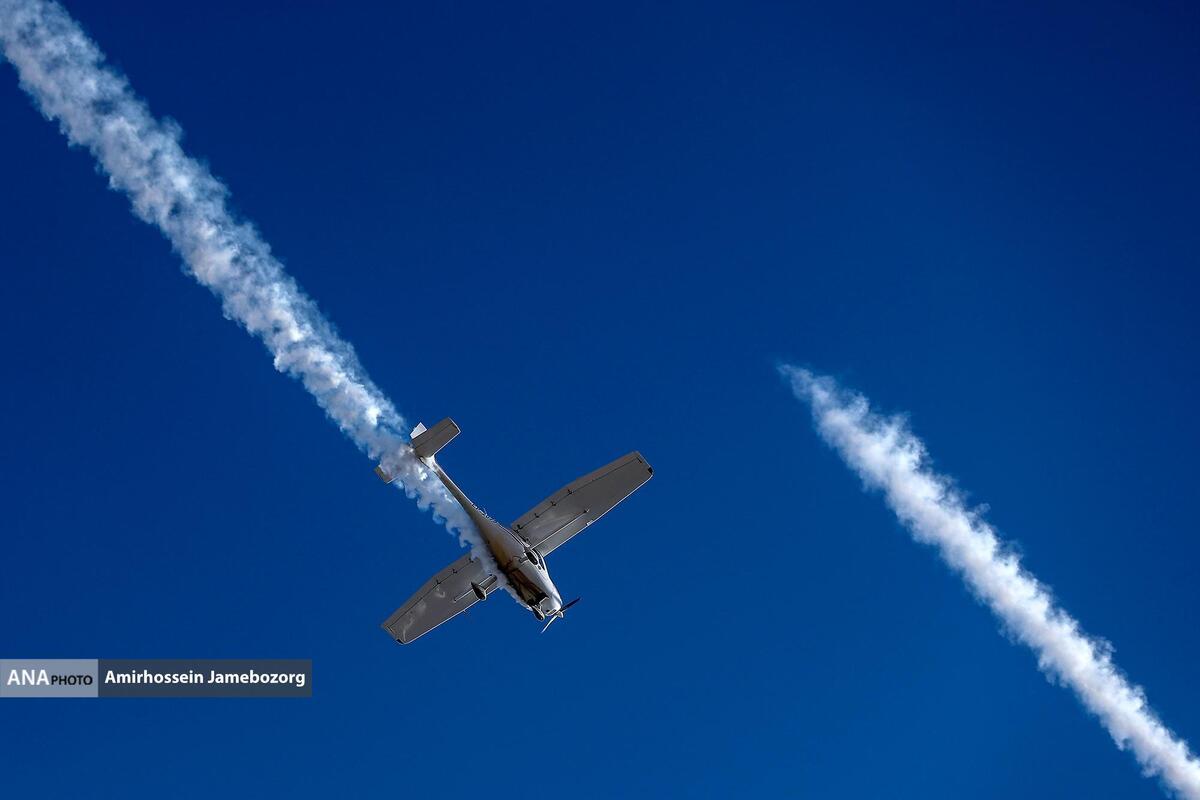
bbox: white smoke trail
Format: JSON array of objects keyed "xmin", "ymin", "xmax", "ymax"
[
  {"xmin": 782, "ymin": 366, "xmax": 1200, "ymax": 799},
  {"xmin": 0, "ymin": 0, "xmax": 486, "ymax": 556}
]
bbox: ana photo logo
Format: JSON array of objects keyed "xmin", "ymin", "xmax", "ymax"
[{"xmin": 5, "ymin": 666, "xmax": 93, "ymax": 687}]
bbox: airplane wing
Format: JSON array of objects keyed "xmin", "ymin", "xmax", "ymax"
[
  {"xmin": 381, "ymin": 554, "xmax": 500, "ymax": 644},
  {"xmin": 511, "ymin": 451, "xmax": 653, "ymax": 558}
]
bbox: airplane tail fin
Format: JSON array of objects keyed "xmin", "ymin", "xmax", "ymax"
[
  {"xmin": 410, "ymin": 418, "xmax": 460, "ymax": 460},
  {"xmin": 373, "ymin": 418, "xmax": 461, "ymax": 483}
]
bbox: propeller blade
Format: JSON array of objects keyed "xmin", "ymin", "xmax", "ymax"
[{"xmin": 540, "ymin": 599, "xmax": 581, "ymax": 633}]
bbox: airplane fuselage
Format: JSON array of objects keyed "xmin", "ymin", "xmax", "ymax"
[{"xmin": 427, "ymin": 461, "xmax": 565, "ymax": 620}]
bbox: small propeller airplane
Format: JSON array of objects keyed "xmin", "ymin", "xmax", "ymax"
[{"xmin": 374, "ymin": 418, "xmax": 653, "ymax": 644}]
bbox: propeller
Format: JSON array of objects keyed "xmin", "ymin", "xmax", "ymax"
[{"xmin": 540, "ymin": 597, "xmax": 581, "ymax": 633}]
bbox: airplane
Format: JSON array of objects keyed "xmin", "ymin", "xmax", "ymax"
[{"xmin": 374, "ymin": 418, "xmax": 653, "ymax": 644}]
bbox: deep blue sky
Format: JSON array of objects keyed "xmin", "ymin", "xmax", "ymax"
[{"xmin": 2, "ymin": 2, "xmax": 1198, "ymax": 797}]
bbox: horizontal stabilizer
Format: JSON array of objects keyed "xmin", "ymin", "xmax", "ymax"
[{"xmin": 411, "ymin": 418, "xmax": 460, "ymax": 460}]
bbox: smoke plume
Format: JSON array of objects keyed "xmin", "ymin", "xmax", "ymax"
[
  {"xmin": 782, "ymin": 366, "xmax": 1200, "ymax": 799},
  {"xmin": 0, "ymin": 0, "xmax": 484, "ymax": 554}
]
